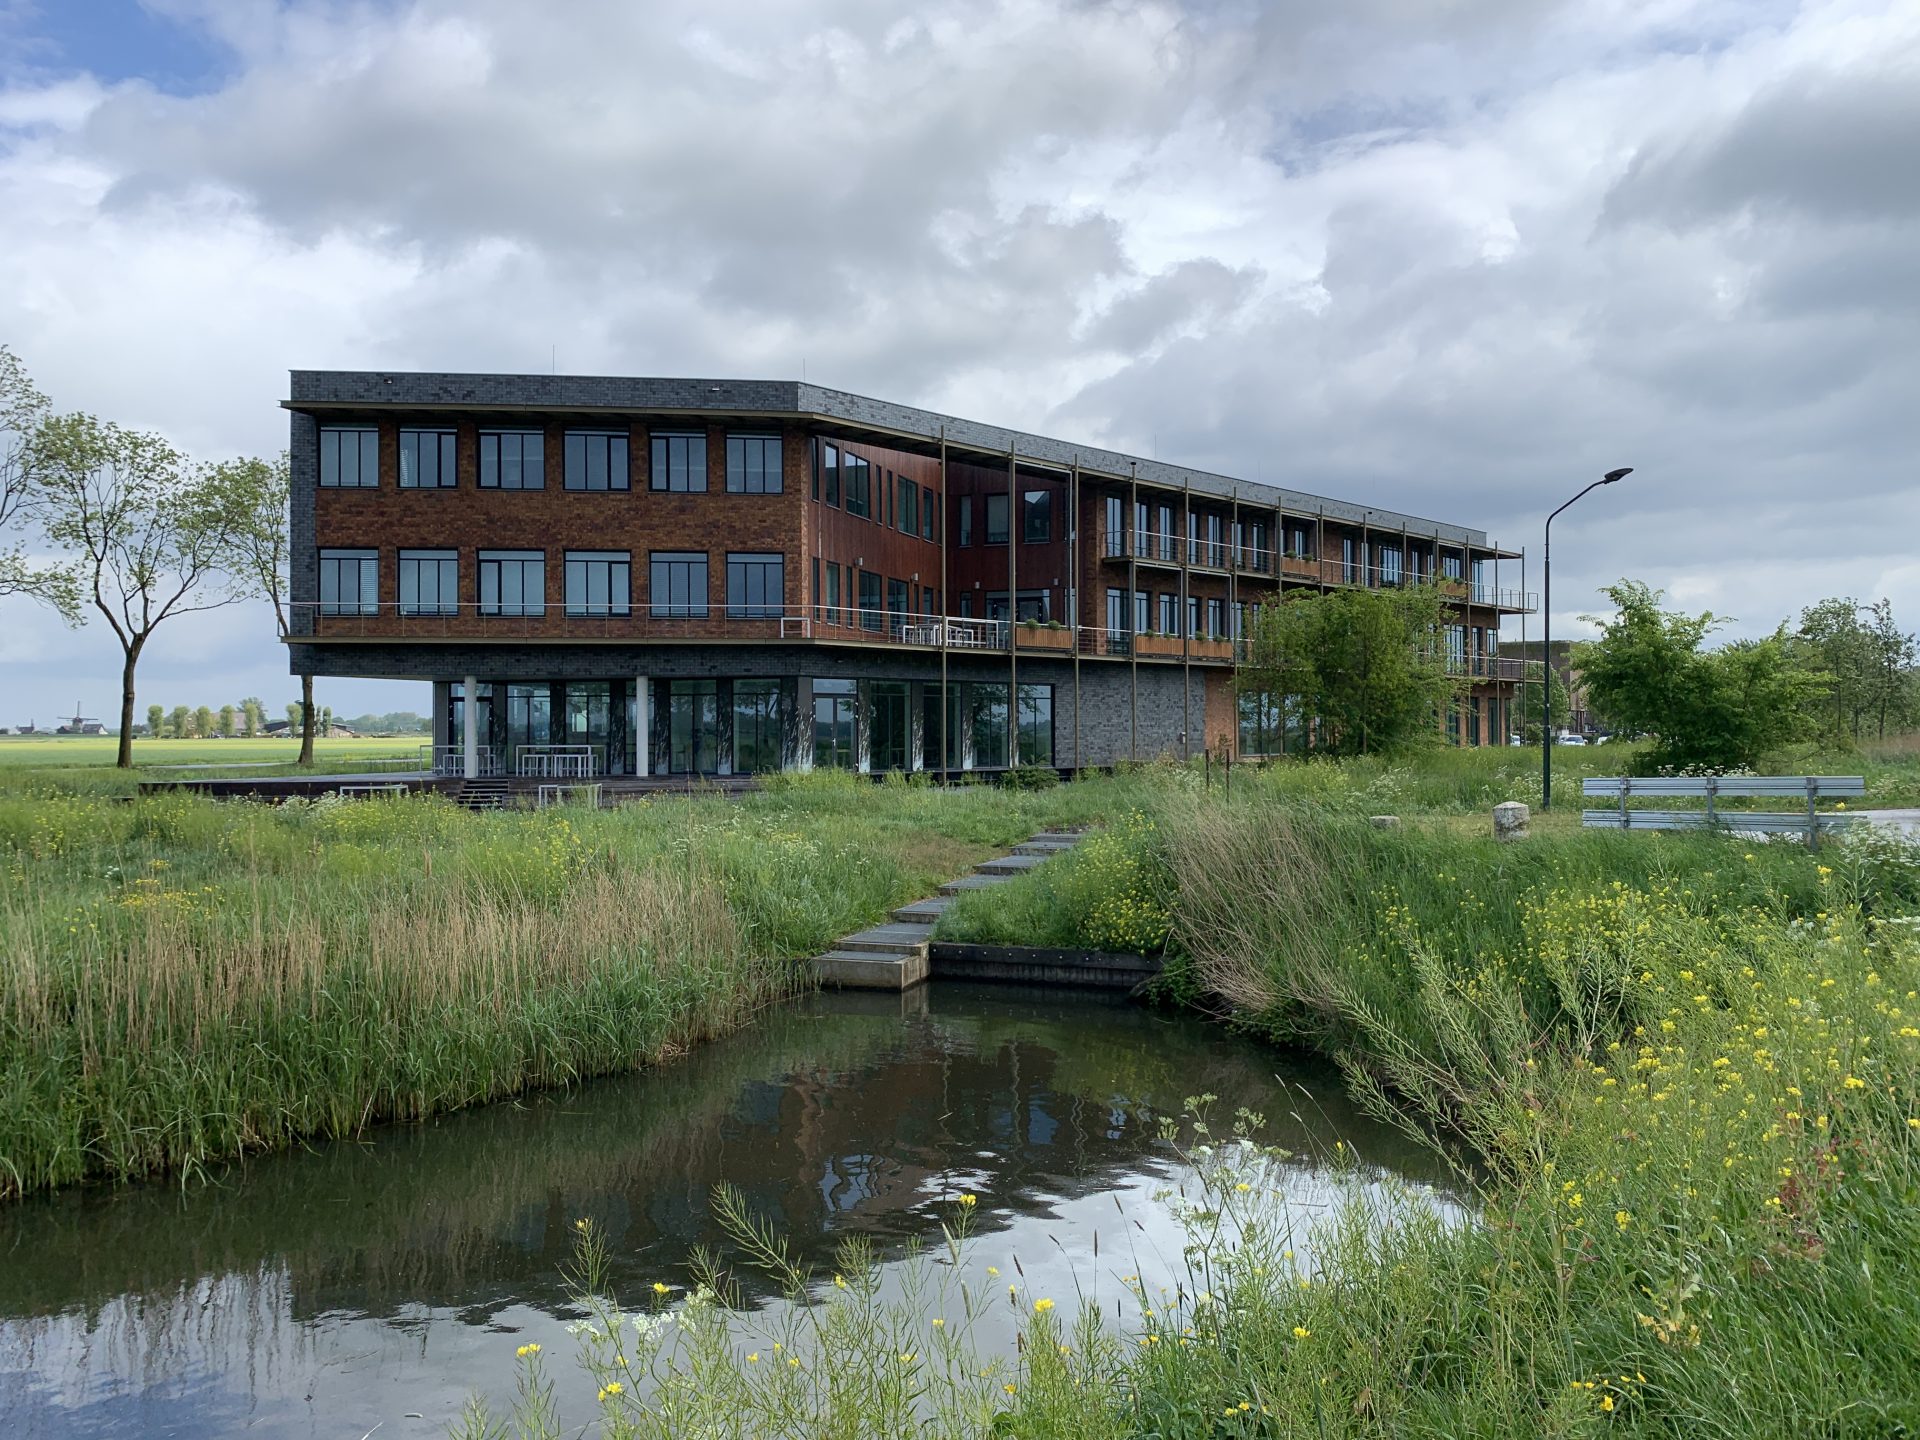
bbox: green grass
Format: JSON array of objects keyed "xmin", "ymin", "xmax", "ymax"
[
  {"xmin": 478, "ymin": 747, "xmax": 1920, "ymax": 1438},
  {"xmin": 0, "ymin": 768, "xmax": 1151, "ymax": 1198}
]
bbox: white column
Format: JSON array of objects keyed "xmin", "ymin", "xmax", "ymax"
[
  {"xmin": 634, "ymin": 675, "xmax": 649, "ymax": 776},
  {"xmin": 462, "ymin": 674, "xmax": 478, "ymax": 780}
]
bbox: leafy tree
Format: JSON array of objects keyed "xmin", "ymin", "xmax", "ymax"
[
  {"xmin": 24, "ymin": 415, "xmax": 252, "ymax": 766},
  {"xmin": 145, "ymin": 703, "xmax": 164, "ymax": 739},
  {"xmin": 285, "ymin": 702, "xmax": 303, "ymax": 734},
  {"xmin": 169, "ymin": 704, "xmax": 191, "ymax": 740},
  {"xmin": 1512, "ymin": 661, "xmax": 1571, "ymax": 744},
  {"xmin": 222, "ymin": 455, "xmax": 318, "ymax": 764},
  {"xmin": 1861, "ymin": 599, "xmax": 1917, "ymax": 739},
  {"xmin": 1796, "ymin": 597, "xmax": 1877, "ymax": 743},
  {"xmin": 192, "ymin": 705, "xmax": 213, "ymax": 739},
  {"xmin": 218, "ymin": 703, "xmax": 237, "ymax": 738},
  {"xmin": 1574, "ymin": 580, "xmax": 1822, "ymax": 771},
  {"xmin": 0, "ymin": 346, "xmax": 79, "ymax": 616},
  {"xmin": 240, "ymin": 697, "xmax": 263, "ymax": 737},
  {"xmin": 319, "ymin": 705, "xmax": 334, "ymax": 737},
  {"xmin": 1239, "ymin": 584, "xmax": 1460, "ymax": 756}
]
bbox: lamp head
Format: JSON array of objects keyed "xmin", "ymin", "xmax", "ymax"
[{"xmin": 1603, "ymin": 467, "xmax": 1633, "ymax": 484}]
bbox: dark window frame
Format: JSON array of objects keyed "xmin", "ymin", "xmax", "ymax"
[
  {"xmin": 564, "ymin": 550, "xmax": 632, "ymax": 618},
  {"xmin": 725, "ymin": 552, "xmax": 785, "ymax": 619},
  {"xmin": 477, "ymin": 549, "xmax": 546, "ymax": 618},
  {"xmin": 319, "ymin": 427, "xmax": 379, "ymax": 488},
  {"xmin": 649, "ymin": 551, "xmax": 710, "ymax": 619},
  {"xmin": 397, "ymin": 548, "xmax": 458, "ymax": 616},
  {"xmin": 564, "ymin": 431, "xmax": 631, "ymax": 492},
  {"xmin": 398, "ymin": 428, "xmax": 457, "ymax": 489},
  {"xmin": 318, "ymin": 548, "xmax": 379, "ymax": 615},
  {"xmin": 726, "ymin": 434, "xmax": 783, "ymax": 494},
  {"xmin": 479, "ymin": 429, "xmax": 545, "ymax": 490},
  {"xmin": 649, "ymin": 432, "xmax": 707, "ymax": 493}
]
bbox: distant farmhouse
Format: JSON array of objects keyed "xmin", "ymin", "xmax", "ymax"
[{"xmin": 55, "ymin": 703, "xmax": 107, "ymax": 736}]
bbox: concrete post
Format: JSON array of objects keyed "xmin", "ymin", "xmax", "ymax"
[
  {"xmin": 1493, "ymin": 801, "xmax": 1530, "ymax": 842},
  {"xmin": 462, "ymin": 674, "xmax": 478, "ymax": 780}
]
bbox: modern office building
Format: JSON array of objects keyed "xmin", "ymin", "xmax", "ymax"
[{"xmin": 286, "ymin": 371, "xmax": 1533, "ymax": 780}]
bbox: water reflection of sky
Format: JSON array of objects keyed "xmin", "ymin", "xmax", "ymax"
[{"xmin": 0, "ymin": 983, "xmax": 1464, "ymax": 1439}]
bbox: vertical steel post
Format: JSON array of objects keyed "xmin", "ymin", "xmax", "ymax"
[
  {"xmin": 1129, "ymin": 463, "xmax": 1139, "ymax": 760},
  {"xmin": 1071, "ymin": 459, "xmax": 1081, "ymax": 775},
  {"xmin": 938, "ymin": 429, "xmax": 949, "ymax": 782},
  {"xmin": 1007, "ymin": 446, "xmax": 1018, "ymax": 768}
]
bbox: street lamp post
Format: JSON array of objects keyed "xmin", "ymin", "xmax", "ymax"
[{"xmin": 1542, "ymin": 468, "xmax": 1632, "ymax": 810}]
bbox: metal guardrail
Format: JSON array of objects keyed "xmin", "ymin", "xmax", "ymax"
[{"xmin": 1582, "ymin": 775, "xmax": 1866, "ymax": 849}]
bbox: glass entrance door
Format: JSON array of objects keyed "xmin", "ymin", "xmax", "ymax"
[
  {"xmin": 812, "ymin": 679, "xmax": 856, "ymax": 770},
  {"xmin": 869, "ymin": 681, "xmax": 909, "ymax": 774},
  {"xmin": 668, "ymin": 680, "xmax": 719, "ymax": 775},
  {"xmin": 564, "ymin": 682, "xmax": 612, "ymax": 773}
]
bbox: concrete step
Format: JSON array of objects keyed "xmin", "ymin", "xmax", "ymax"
[
  {"xmin": 890, "ymin": 897, "xmax": 952, "ymax": 924},
  {"xmin": 973, "ymin": 853, "xmax": 1048, "ymax": 875},
  {"xmin": 939, "ymin": 874, "xmax": 1010, "ymax": 895},
  {"xmin": 1013, "ymin": 840, "xmax": 1079, "ymax": 856},
  {"xmin": 814, "ymin": 949, "xmax": 930, "ymax": 990},
  {"xmin": 835, "ymin": 923, "xmax": 934, "ymax": 955},
  {"xmin": 1026, "ymin": 832, "xmax": 1085, "ymax": 845}
]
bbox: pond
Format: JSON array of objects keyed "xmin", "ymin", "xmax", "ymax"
[{"xmin": 0, "ymin": 983, "xmax": 1458, "ymax": 1439}]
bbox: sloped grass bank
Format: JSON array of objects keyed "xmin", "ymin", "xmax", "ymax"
[
  {"xmin": 0, "ymin": 772, "xmax": 1143, "ymax": 1198},
  {"xmin": 496, "ymin": 786, "xmax": 1920, "ymax": 1438}
]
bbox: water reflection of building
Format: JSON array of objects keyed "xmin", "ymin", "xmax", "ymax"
[{"xmin": 0, "ymin": 987, "xmax": 1457, "ymax": 1436}]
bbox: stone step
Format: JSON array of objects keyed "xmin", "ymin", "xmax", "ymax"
[
  {"xmin": 973, "ymin": 853, "xmax": 1048, "ymax": 875},
  {"xmin": 1013, "ymin": 840, "xmax": 1078, "ymax": 856},
  {"xmin": 938, "ymin": 873, "xmax": 1009, "ymax": 895},
  {"xmin": 814, "ymin": 949, "xmax": 930, "ymax": 990},
  {"xmin": 1025, "ymin": 832, "xmax": 1085, "ymax": 845},
  {"xmin": 890, "ymin": 897, "xmax": 952, "ymax": 924},
  {"xmin": 835, "ymin": 923, "xmax": 934, "ymax": 955}
]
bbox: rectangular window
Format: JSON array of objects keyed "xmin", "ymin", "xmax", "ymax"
[
  {"xmin": 823, "ymin": 442, "xmax": 841, "ymax": 506},
  {"xmin": 1342, "ymin": 536, "xmax": 1358, "ymax": 583},
  {"xmin": 398, "ymin": 429, "xmax": 456, "ymax": 489},
  {"xmin": 1207, "ymin": 515, "xmax": 1225, "ymax": 568},
  {"xmin": 727, "ymin": 434, "xmax": 783, "ymax": 494},
  {"xmin": 825, "ymin": 561, "xmax": 841, "ymax": 626},
  {"xmin": 1135, "ymin": 590, "xmax": 1150, "ymax": 636},
  {"xmin": 858, "ymin": 570, "xmax": 883, "ymax": 631},
  {"xmin": 844, "ymin": 453, "xmax": 871, "ymax": 518},
  {"xmin": 921, "ymin": 485, "xmax": 936, "ymax": 542},
  {"xmin": 319, "ymin": 427, "xmax": 379, "ymax": 488},
  {"xmin": 885, "ymin": 470, "xmax": 895, "ymax": 528},
  {"xmin": 318, "ymin": 548, "xmax": 378, "ymax": 614},
  {"xmin": 726, "ymin": 552, "xmax": 785, "ymax": 618},
  {"xmin": 649, "ymin": 432, "xmax": 706, "ymax": 493},
  {"xmin": 1135, "ymin": 501, "xmax": 1150, "ymax": 555},
  {"xmin": 1157, "ymin": 505, "xmax": 1175, "ymax": 561},
  {"xmin": 1206, "ymin": 597, "xmax": 1224, "ymax": 637},
  {"xmin": 565, "ymin": 431, "xmax": 630, "ymax": 491},
  {"xmin": 969, "ymin": 683, "xmax": 1010, "ymax": 769},
  {"xmin": 1017, "ymin": 683, "xmax": 1053, "ymax": 767},
  {"xmin": 1022, "ymin": 489, "xmax": 1051, "ymax": 544},
  {"xmin": 1238, "ymin": 690, "xmax": 1283, "ymax": 757},
  {"xmin": 886, "ymin": 576, "xmax": 909, "ymax": 635},
  {"xmin": 479, "ymin": 430, "xmax": 544, "ymax": 489},
  {"xmin": 733, "ymin": 679, "xmax": 783, "ymax": 774},
  {"xmin": 1159, "ymin": 593, "xmax": 1178, "ymax": 634},
  {"xmin": 1442, "ymin": 549, "xmax": 1463, "ymax": 580},
  {"xmin": 1249, "ymin": 521, "xmax": 1269, "ymax": 571},
  {"xmin": 650, "ymin": 552, "xmax": 708, "ymax": 618},
  {"xmin": 398, "ymin": 549, "xmax": 457, "ymax": 616},
  {"xmin": 478, "ymin": 550, "xmax": 545, "ymax": 617},
  {"xmin": 1188, "ymin": 595, "xmax": 1201, "ymax": 637},
  {"xmin": 957, "ymin": 496, "xmax": 973, "ymax": 546},
  {"xmin": 565, "ymin": 550, "xmax": 631, "ymax": 617},
  {"xmin": 1106, "ymin": 495, "xmax": 1125, "ymax": 557},
  {"xmin": 1379, "ymin": 546, "xmax": 1403, "ymax": 586},
  {"xmin": 985, "ymin": 493, "xmax": 1009, "ymax": 545},
  {"xmin": 898, "ymin": 474, "xmax": 918, "ymax": 536},
  {"xmin": 1106, "ymin": 588, "xmax": 1128, "ymax": 640}
]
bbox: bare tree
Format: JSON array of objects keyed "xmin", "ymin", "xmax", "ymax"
[{"xmin": 27, "ymin": 414, "xmax": 250, "ymax": 767}]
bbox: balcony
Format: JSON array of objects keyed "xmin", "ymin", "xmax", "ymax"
[{"xmin": 290, "ymin": 602, "xmax": 1249, "ymax": 667}]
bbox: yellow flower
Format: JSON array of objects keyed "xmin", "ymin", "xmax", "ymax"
[
  {"xmin": 1003, "ymin": 1383, "xmax": 1017, "ymax": 1395},
  {"xmin": 932, "ymin": 1318, "xmax": 945, "ymax": 1328},
  {"xmin": 958, "ymin": 1193, "xmax": 978, "ymax": 1208},
  {"xmin": 514, "ymin": 1343, "xmax": 541, "ymax": 1358},
  {"xmin": 747, "ymin": 1352, "xmax": 759, "ymax": 1363},
  {"xmin": 1600, "ymin": 1394, "xmax": 1615, "ymax": 1412},
  {"xmin": 834, "ymin": 1274, "xmax": 847, "ymax": 1289},
  {"xmin": 986, "ymin": 1266, "xmax": 1000, "ymax": 1277},
  {"xmin": 597, "ymin": 1381, "xmax": 624, "ymax": 1400},
  {"xmin": 1844, "ymin": 1076, "xmax": 1866, "ymax": 1089},
  {"xmin": 1292, "ymin": 1326, "xmax": 1311, "ymax": 1340},
  {"xmin": 1034, "ymin": 1298, "xmax": 1055, "ymax": 1314},
  {"xmin": 652, "ymin": 1282, "xmax": 670, "ymax": 1296}
]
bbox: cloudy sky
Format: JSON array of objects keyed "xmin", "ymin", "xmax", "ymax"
[{"xmin": 1, "ymin": 0, "xmax": 1915, "ymax": 725}]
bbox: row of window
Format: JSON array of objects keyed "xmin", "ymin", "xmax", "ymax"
[
  {"xmin": 319, "ymin": 426, "xmax": 784, "ymax": 494},
  {"xmin": 813, "ymin": 442, "xmax": 940, "ymax": 540},
  {"xmin": 1105, "ymin": 587, "xmax": 1247, "ymax": 639},
  {"xmin": 317, "ymin": 548, "xmax": 785, "ymax": 618}
]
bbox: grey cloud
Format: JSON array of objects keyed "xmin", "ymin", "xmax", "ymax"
[
  {"xmin": 1085, "ymin": 257, "xmax": 1261, "ymax": 352},
  {"xmin": 1605, "ymin": 63, "xmax": 1920, "ymax": 228}
]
